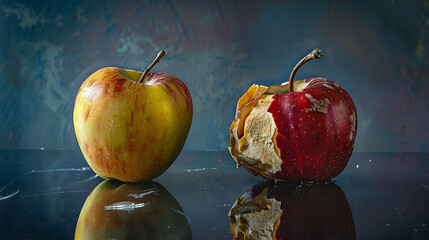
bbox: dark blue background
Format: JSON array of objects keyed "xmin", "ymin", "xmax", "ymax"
[{"xmin": 1, "ymin": 0, "xmax": 428, "ymax": 151}]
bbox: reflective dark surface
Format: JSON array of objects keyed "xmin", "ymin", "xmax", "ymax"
[
  {"xmin": 75, "ymin": 180, "xmax": 192, "ymax": 239},
  {"xmin": 229, "ymin": 181, "xmax": 356, "ymax": 239},
  {"xmin": 0, "ymin": 150, "xmax": 428, "ymax": 239}
]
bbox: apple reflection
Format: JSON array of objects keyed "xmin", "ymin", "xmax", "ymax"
[
  {"xmin": 75, "ymin": 180, "xmax": 192, "ymax": 240},
  {"xmin": 229, "ymin": 181, "xmax": 355, "ymax": 240}
]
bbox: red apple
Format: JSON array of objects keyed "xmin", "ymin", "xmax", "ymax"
[
  {"xmin": 229, "ymin": 49, "xmax": 357, "ymax": 181},
  {"xmin": 73, "ymin": 50, "xmax": 193, "ymax": 182},
  {"xmin": 229, "ymin": 181, "xmax": 356, "ymax": 239}
]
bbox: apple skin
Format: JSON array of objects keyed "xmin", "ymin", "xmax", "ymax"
[
  {"xmin": 229, "ymin": 181, "xmax": 356, "ymax": 240},
  {"xmin": 269, "ymin": 77, "xmax": 357, "ymax": 180},
  {"xmin": 73, "ymin": 67, "xmax": 192, "ymax": 182},
  {"xmin": 75, "ymin": 180, "xmax": 192, "ymax": 240},
  {"xmin": 229, "ymin": 77, "xmax": 357, "ymax": 181}
]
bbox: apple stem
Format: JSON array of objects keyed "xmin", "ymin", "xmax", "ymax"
[
  {"xmin": 138, "ymin": 50, "xmax": 167, "ymax": 84},
  {"xmin": 288, "ymin": 48, "xmax": 323, "ymax": 92}
]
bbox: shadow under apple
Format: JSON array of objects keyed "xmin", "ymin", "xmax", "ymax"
[
  {"xmin": 75, "ymin": 180, "xmax": 192, "ymax": 240},
  {"xmin": 229, "ymin": 181, "xmax": 355, "ymax": 240}
]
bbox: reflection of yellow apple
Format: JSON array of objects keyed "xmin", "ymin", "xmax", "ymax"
[
  {"xmin": 229, "ymin": 181, "xmax": 355, "ymax": 240},
  {"xmin": 75, "ymin": 180, "xmax": 192, "ymax": 240}
]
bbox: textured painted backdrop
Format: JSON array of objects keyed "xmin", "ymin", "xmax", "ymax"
[{"xmin": 0, "ymin": 0, "xmax": 428, "ymax": 151}]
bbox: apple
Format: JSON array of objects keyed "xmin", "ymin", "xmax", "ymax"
[
  {"xmin": 229, "ymin": 49, "xmax": 357, "ymax": 181},
  {"xmin": 229, "ymin": 181, "xmax": 356, "ymax": 239},
  {"xmin": 75, "ymin": 180, "xmax": 192, "ymax": 239},
  {"xmin": 73, "ymin": 50, "xmax": 193, "ymax": 182}
]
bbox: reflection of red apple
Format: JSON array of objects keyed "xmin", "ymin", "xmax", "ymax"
[
  {"xmin": 229, "ymin": 181, "xmax": 355, "ymax": 240},
  {"xmin": 229, "ymin": 49, "xmax": 357, "ymax": 181},
  {"xmin": 73, "ymin": 50, "xmax": 193, "ymax": 182},
  {"xmin": 75, "ymin": 180, "xmax": 192, "ymax": 240}
]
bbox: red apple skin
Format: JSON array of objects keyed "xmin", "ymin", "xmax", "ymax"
[
  {"xmin": 73, "ymin": 67, "xmax": 192, "ymax": 182},
  {"xmin": 260, "ymin": 78, "xmax": 357, "ymax": 181},
  {"xmin": 267, "ymin": 77, "xmax": 357, "ymax": 181}
]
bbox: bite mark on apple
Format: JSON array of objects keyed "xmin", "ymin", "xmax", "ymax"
[
  {"xmin": 238, "ymin": 95, "xmax": 282, "ymax": 173},
  {"xmin": 304, "ymin": 93, "xmax": 330, "ymax": 114}
]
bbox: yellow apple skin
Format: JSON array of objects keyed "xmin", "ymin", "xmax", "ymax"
[
  {"xmin": 73, "ymin": 67, "xmax": 193, "ymax": 182},
  {"xmin": 75, "ymin": 180, "xmax": 192, "ymax": 240}
]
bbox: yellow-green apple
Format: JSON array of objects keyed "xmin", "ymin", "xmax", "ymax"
[
  {"xmin": 229, "ymin": 49, "xmax": 357, "ymax": 181},
  {"xmin": 229, "ymin": 181, "xmax": 355, "ymax": 239},
  {"xmin": 73, "ymin": 50, "xmax": 192, "ymax": 182},
  {"xmin": 75, "ymin": 180, "xmax": 192, "ymax": 239}
]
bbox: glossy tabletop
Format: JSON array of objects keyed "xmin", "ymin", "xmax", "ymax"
[{"xmin": 0, "ymin": 150, "xmax": 428, "ymax": 239}]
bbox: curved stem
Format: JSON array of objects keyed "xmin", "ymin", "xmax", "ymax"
[
  {"xmin": 138, "ymin": 50, "xmax": 167, "ymax": 84},
  {"xmin": 288, "ymin": 48, "xmax": 323, "ymax": 92}
]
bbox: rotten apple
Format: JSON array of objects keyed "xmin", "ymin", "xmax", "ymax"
[
  {"xmin": 229, "ymin": 49, "xmax": 357, "ymax": 181},
  {"xmin": 228, "ymin": 181, "xmax": 356, "ymax": 240},
  {"xmin": 73, "ymin": 50, "xmax": 193, "ymax": 182},
  {"xmin": 75, "ymin": 180, "xmax": 192, "ymax": 239}
]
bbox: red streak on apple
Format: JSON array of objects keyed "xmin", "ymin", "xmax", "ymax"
[
  {"xmin": 162, "ymin": 81, "xmax": 175, "ymax": 96},
  {"xmin": 88, "ymin": 139, "xmax": 111, "ymax": 173},
  {"xmin": 141, "ymin": 102, "xmax": 145, "ymax": 114},
  {"xmin": 171, "ymin": 80, "xmax": 193, "ymax": 113},
  {"xmin": 147, "ymin": 72, "xmax": 193, "ymax": 114},
  {"xmin": 85, "ymin": 106, "xmax": 91, "ymax": 121},
  {"xmin": 104, "ymin": 84, "xmax": 109, "ymax": 95},
  {"xmin": 130, "ymin": 111, "xmax": 134, "ymax": 124},
  {"xmin": 113, "ymin": 78, "xmax": 126, "ymax": 94}
]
